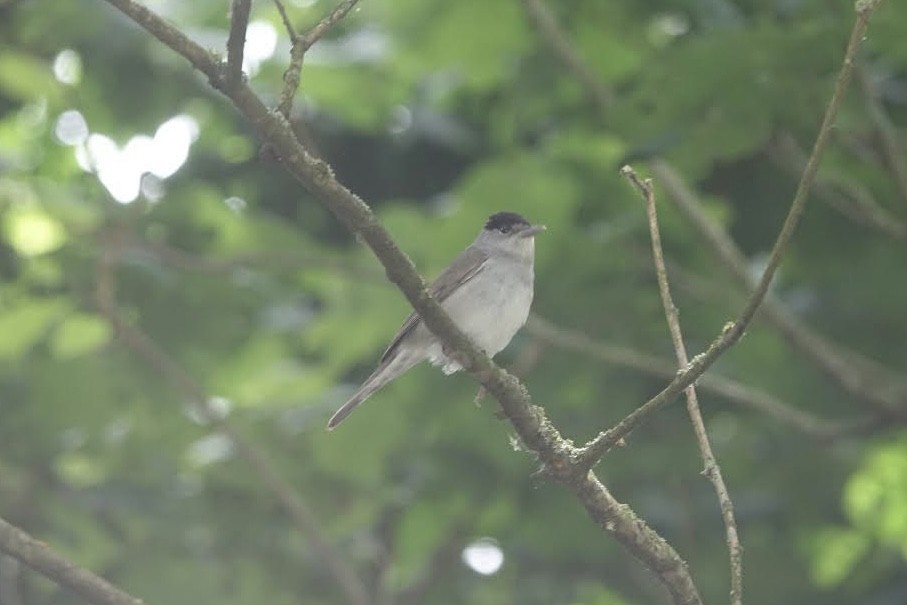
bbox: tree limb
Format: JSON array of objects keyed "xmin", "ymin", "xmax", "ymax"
[
  {"xmin": 272, "ymin": 0, "xmax": 296, "ymax": 38},
  {"xmin": 226, "ymin": 0, "xmax": 251, "ymax": 83},
  {"xmin": 622, "ymin": 165, "xmax": 743, "ymax": 605},
  {"xmin": 0, "ymin": 516, "xmax": 143, "ymax": 605}
]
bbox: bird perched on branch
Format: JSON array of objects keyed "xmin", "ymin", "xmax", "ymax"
[{"xmin": 327, "ymin": 211, "xmax": 545, "ymax": 429}]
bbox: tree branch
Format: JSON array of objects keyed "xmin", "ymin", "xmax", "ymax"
[
  {"xmin": 226, "ymin": 0, "xmax": 252, "ymax": 83},
  {"xmin": 301, "ymin": 0, "xmax": 359, "ymax": 51},
  {"xmin": 272, "ymin": 0, "xmax": 296, "ymax": 38},
  {"xmin": 622, "ymin": 166, "xmax": 743, "ymax": 605},
  {"xmin": 0, "ymin": 516, "xmax": 143, "ymax": 605},
  {"xmin": 577, "ymin": 0, "xmax": 884, "ymax": 468}
]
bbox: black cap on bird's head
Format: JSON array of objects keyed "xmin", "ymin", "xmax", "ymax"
[
  {"xmin": 484, "ymin": 212, "xmax": 546, "ymax": 238},
  {"xmin": 485, "ymin": 212, "xmax": 529, "ymax": 232}
]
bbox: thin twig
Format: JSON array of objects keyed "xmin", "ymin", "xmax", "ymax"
[
  {"xmin": 94, "ymin": 233, "xmax": 371, "ymax": 605},
  {"xmin": 272, "ymin": 0, "xmax": 296, "ymax": 38},
  {"xmin": 578, "ymin": 0, "xmax": 884, "ymax": 468},
  {"xmin": 301, "ymin": 0, "xmax": 360, "ymax": 51},
  {"xmin": 277, "ymin": 43, "xmax": 305, "ymax": 117},
  {"xmin": 622, "ymin": 166, "xmax": 744, "ymax": 605},
  {"xmin": 856, "ymin": 63, "xmax": 907, "ymax": 210},
  {"xmin": 277, "ymin": 0, "xmax": 361, "ymax": 117},
  {"xmin": 226, "ymin": 0, "xmax": 252, "ymax": 82},
  {"xmin": 0, "ymin": 516, "xmax": 143, "ymax": 605}
]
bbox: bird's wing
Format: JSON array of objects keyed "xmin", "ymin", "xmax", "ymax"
[{"xmin": 379, "ymin": 245, "xmax": 489, "ymax": 364}]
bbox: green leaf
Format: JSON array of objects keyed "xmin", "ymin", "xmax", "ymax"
[
  {"xmin": 845, "ymin": 439, "xmax": 907, "ymax": 546},
  {"xmin": 51, "ymin": 312, "xmax": 112, "ymax": 358},
  {"xmin": 55, "ymin": 450, "xmax": 108, "ymax": 487},
  {"xmin": 2, "ymin": 204, "xmax": 67, "ymax": 257},
  {"xmin": 0, "ymin": 51, "xmax": 60, "ymax": 102},
  {"xmin": 210, "ymin": 335, "xmax": 331, "ymax": 405},
  {"xmin": 806, "ymin": 527, "xmax": 870, "ymax": 588},
  {"xmin": 0, "ymin": 298, "xmax": 69, "ymax": 360},
  {"xmin": 303, "ymin": 64, "xmax": 407, "ymax": 131},
  {"xmin": 387, "ymin": 0, "xmax": 530, "ymax": 91}
]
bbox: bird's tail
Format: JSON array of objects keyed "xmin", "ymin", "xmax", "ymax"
[{"xmin": 326, "ymin": 352, "xmax": 422, "ymax": 430}]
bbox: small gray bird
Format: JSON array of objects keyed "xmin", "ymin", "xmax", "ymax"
[{"xmin": 327, "ymin": 211, "xmax": 545, "ymax": 430}]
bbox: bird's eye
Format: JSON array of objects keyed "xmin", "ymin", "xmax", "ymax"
[{"xmin": 498, "ymin": 225, "xmax": 511, "ymax": 234}]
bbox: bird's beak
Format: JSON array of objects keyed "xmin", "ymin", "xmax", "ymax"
[{"xmin": 519, "ymin": 224, "xmax": 547, "ymax": 238}]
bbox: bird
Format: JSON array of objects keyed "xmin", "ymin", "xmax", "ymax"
[{"xmin": 326, "ymin": 211, "xmax": 545, "ymax": 430}]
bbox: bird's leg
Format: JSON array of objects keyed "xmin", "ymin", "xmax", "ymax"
[{"xmin": 474, "ymin": 386, "xmax": 487, "ymax": 406}]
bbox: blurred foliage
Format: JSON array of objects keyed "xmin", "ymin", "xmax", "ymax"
[{"xmin": 1, "ymin": 0, "xmax": 906, "ymax": 604}]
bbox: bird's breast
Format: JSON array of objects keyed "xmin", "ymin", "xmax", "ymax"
[{"xmin": 441, "ymin": 259, "xmax": 534, "ymax": 357}]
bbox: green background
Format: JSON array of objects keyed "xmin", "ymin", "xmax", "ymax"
[{"xmin": 1, "ymin": 0, "xmax": 906, "ymax": 603}]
